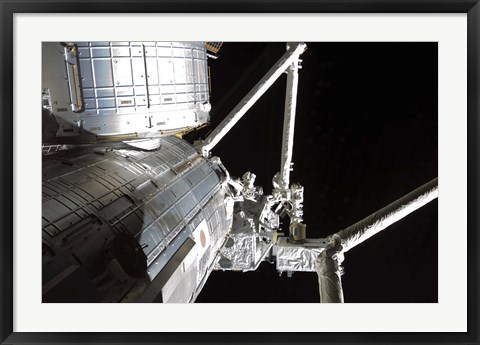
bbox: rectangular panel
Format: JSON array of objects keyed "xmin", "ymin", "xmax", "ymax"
[
  {"xmin": 84, "ymin": 99, "xmax": 96, "ymax": 110},
  {"xmin": 113, "ymin": 58, "xmax": 133, "ymax": 86},
  {"xmin": 169, "ymin": 180, "xmax": 189, "ymax": 199},
  {"xmin": 135, "ymin": 86, "xmax": 147, "ymax": 96},
  {"xmin": 121, "ymin": 212, "xmax": 144, "ymax": 234},
  {"xmin": 161, "ymin": 209, "xmax": 181, "ymax": 229},
  {"xmin": 131, "ymin": 46, "xmax": 143, "ymax": 57},
  {"xmin": 83, "ymin": 88, "xmax": 94, "ymax": 98},
  {"xmin": 98, "ymin": 191, "xmax": 120, "ymax": 207},
  {"xmin": 55, "ymin": 195, "xmax": 79, "ymax": 210},
  {"xmin": 148, "ymin": 86, "xmax": 160, "ymax": 95},
  {"xmin": 135, "ymin": 96, "xmax": 147, "ymax": 107},
  {"xmin": 155, "ymin": 169, "xmax": 176, "ymax": 187},
  {"xmin": 97, "ymin": 98, "xmax": 116, "ymax": 108},
  {"xmin": 116, "ymin": 87, "xmax": 134, "ymax": 96},
  {"xmin": 144, "ymin": 47, "xmax": 156, "ymax": 57},
  {"xmin": 99, "ymin": 195, "xmax": 134, "ymax": 220},
  {"xmin": 78, "ymin": 47, "xmax": 90, "ymax": 58},
  {"xmin": 112, "ymin": 47, "xmax": 131, "ymax": 57},
  {"xmin": 147, "ymin": 192, "xmax": 170, "ymax": 214},
  {"xmin": 161, "ymin": 95, "xmax": 174, "ymax": 104},
  {"xmin": 97, "ymin": 108, "xmax": 115, "ymax": 115},
  {"xmin": 157, "ymin": 47, "xmax": 172, "ymax": 57},
  {"xmin": 62, "ymin": 171, "xmax": 92, "ymax": 185},
  {"xmin": 79, "ymin": 60, "xmax": 93, "ymax": 88},
  {"xmin": 145, "ymin": 58, "xmax": 159, "ymax": 85},
  {"xmin": 94, "ymin": 159, "xmax": 121, "ymax": 172},
  {"xmin": 80, "ymin": 179, "xmax": 111, "ymax": 199},
  {"xmin": 116, "ymin": 97, "xmax": 134, "ymax": 107},
  {"xmin": 160, "ymin": 84, "xmax": 175, "ymax": 94},
  {"xmin": 134, "ymin": 180, "xmax": 158, "ymax": 201},
  {"xmin": 144, "ymin": 95, "xmax": 157, "ymax": 106},
  {"xmin": 42, "ymin": 198, "xmax": 71, "ymax": 221},
  {"xmin": 92, "ymin": 59, "xmax": 114, "ymax": 87},
  {"xmin": 54, "ymin": 212, "xmax": 82, "ymax": 232},
  {"xmin": 177, "ymin": 193, "xmax": 197, "ymax": 218},
  {"xmin": 175, "ymin": 84, "xmax": 187, "ymax": 93},
  {"xmin": 176, "ymin": 93, "xmax": 188, "ymax": 104},
  {"xmin": 111, "ymin": 42, "xmax": 130, "ymax": 46},
  {"xmin": 172, "ymin": 48, "xmax": 186, "ymax": 58},
  {"xmin": 95, "ymin": 88, "xmax": 115, "ymax": 98},
  {"xmin": 173, "ymin": 59, "xmax": 187, "ymax": 84},
  {"xmin": 91, "ymin": 48, "xmax": 111, "ymax": 58},
  {"xmin": 131, "ymin": 58, "xmax": 146, "ymax": 85},
  {"xmin": 91, "ymin": 42, "xmax": 110, "ymax": 47},
  {"xmin": 158, "ymin": 59, "xmax": 174, "ymax": 84}
]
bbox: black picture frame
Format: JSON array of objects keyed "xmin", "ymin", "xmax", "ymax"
[{"xmin": 1, "ymin": 1, "xmax": 478, "ymax": 344}]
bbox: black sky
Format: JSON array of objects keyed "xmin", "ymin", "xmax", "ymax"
[{"xmin": 189, "ymin": 42, "xmax": 438, "ymax": 303}]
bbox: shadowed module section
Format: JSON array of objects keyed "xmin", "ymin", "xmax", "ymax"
[{"xmin": 42, "ymin": 136, "xmax": 231, "ymax": 303}]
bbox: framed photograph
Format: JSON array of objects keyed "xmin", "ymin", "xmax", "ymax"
[{"xmin": 1, "ymin": 1, "xmax": 479, "ymax": 344}]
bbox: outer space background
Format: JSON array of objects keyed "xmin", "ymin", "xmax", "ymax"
[{"xmin": 189, "ymin": 42, "xmax": 438, "ymax": 303}]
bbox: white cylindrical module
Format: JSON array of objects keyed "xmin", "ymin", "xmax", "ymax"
[
  {"xmin": 42, "ymin": 42, "xmax": 211, "ymax": 144},
  {"xmin": 42, "ymin": 136, "xmax": 232, "ymax": 303}
]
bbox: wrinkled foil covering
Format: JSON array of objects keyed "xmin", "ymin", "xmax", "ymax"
[
  {"xmin": 334, "ymin": 178, "xmax": 438, "ymax": 252},
  {"xmin": 215, "ymin": 233, "xmax": 255, "ymax": 270},
  {"xmin": 315, "ymin": 236, "xmax": 344, "ymax": 303},
  {"xmin": 276, "ymin": 246, "xmax": 318, "ymax": 272},
  {"xmin": 214, "ymin": 192, "xmax": 279, "ymax": 271},
  {"xmin": 313, "ymin": 178, "xmax": 438, "ymax": 303}
]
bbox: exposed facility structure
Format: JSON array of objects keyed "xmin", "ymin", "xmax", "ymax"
[{"xmin": 42, "ymin": 41, "xmax": 438, "ymax": 303}]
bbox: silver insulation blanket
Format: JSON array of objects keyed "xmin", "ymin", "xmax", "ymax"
[
  {"xmin": 315, "ymin": 236, "xmax": 344, "ymax": 303},
  {"xmin": 215, "ymin": 233, "xmax": 255, "ymax": 270},
  {"xmin": 333, "ymin": 178, "xmax": 438, "ymax": 253},
  {"xmin": 276, "ymin": 246, "xmax": 319, "ymax": 272},
  {"xmin": 315, "ymin": 178, "xmax": 438, "ymax": 303}
]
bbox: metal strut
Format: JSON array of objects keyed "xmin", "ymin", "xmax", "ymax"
[
  {"xmin": 197, "ymin": 43, "xmax": 307, "ymax": 157},
  {"xmin": 316, "ymin": 177, "xmax": 439, "ymax": 303},
  {"xmin": 332, "ymin": 177, "xmax": 438, "ymax": 253},
  {"xmin": 279, "ymin": 44, "xmax": 301, "ymax": 189}
]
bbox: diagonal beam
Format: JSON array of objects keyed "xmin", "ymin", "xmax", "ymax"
[
  {"xmin": 198, "ymin": 43, "xmax": 306, "ymax": 156},
  {"xmin": 332, "ymin": 177, "xmax": 439, "ymax": 253},
  {"xmin": 316, "ymin": 177, "xmax": 438, "ymax": 303}
]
